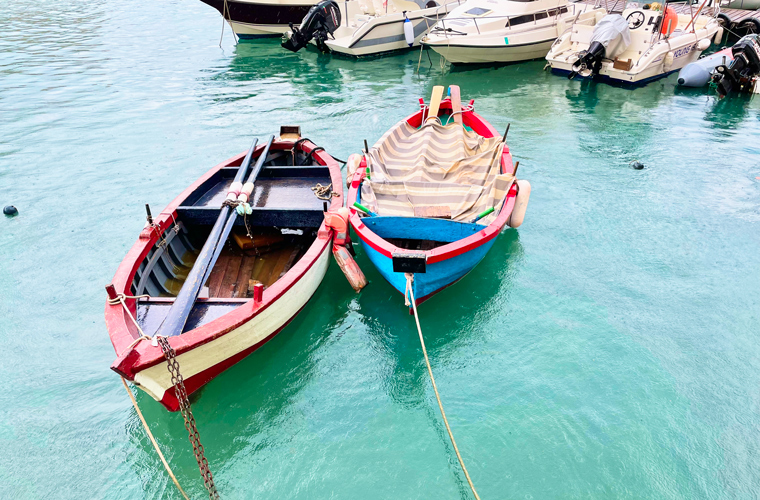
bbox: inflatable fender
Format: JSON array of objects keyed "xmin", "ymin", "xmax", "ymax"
[
  {"xmin": 346, "ymin": 153, "xmax": 363, "ymax": 187},
  {"xmin": 508, "ymin": 179, "xmax": 531, "ymax": 228},
  {"xmin": 404, "ymin": 16, "xmax": 414, "ymax": 47}
]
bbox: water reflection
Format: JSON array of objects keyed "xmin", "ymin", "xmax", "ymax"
[{"xmin": 357, "ymin": 231, "xmax": 524, "ymax": 407}]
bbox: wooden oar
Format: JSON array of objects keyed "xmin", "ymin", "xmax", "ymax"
[
  {"xmin": 426, "ymin": 85, "xmax": 444, "ymax": 123},
  {"xmin": 154, "ymin": 137, "xmax": 263, "ymax": 338},
  {"xmin": 199, "ymin": 135, "xmax": 276, "ymax": 288},
  {"xmin": 449, "ymin": 85, "xmax": 462, "ymax": 125}
]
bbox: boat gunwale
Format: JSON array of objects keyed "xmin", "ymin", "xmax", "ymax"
[
  {"xmin": 347, "ymin": 99, "xmax": 518, "ymax": 265},
  {"xmin": 106, "ymin": 139, "xmax": 342, "ymax": 379}
]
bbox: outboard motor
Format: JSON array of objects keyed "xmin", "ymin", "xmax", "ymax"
[
  {"xmin": 570, "ymin": 14, "xmax": 631, "ymax": 79},
  {"xmin": 281, "ymin": 0, "xmax": 341, "ymax": 53},
  {"xmin": 712, "ymin": 34, "xmax": 760, "ymax": 96}
]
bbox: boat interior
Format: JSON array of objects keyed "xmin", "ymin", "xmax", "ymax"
[{"xmin": 129, "ymin": 143, "xmax": 334, "ymax": 335}]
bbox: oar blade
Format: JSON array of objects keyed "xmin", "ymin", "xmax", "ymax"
[
  {"xmin": 426, "ymin": 85, "xmax": 444, "ymax": 123},
  {"xmin": 449, "ymin": 85, "xmax": 462, "ymax": 125}
]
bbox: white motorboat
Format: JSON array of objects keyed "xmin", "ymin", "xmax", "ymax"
[
  {"xmin": 545, "ymin": 1, "xmax": 722, "ymax": 85},
  {"xmin": 282, "ymin": 0, "xmax": 460, "ymax": 56},
  {"xmin": 421, "ymin": 0, "xmax": 606, "ymax": 64}
]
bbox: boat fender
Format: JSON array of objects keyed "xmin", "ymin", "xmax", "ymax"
[
  {"xmin": 3, "ymin": 205, "xmax": 18, "ymax": 217},
  {"xmin": 714, "ymin": 26, "xmax": 724, "ymax": 45},
  {"xmin": 323, "ymin": 207, "xmax": 350, "ymax": 245},
  {"xmin": 664, "ymin": 51, "xmax": 674, "ymax": 70},
  {"xmin": 404, "ymin": 15, "xmax": 414, "ymax": 47},
  {"xmin": 697, "ymin": 38, "xmax": 711, "ymax": 52},
  {"xmin": 507, "ymin": 180, "xmax": 531, "ymax": 228},
  {"xmin": 332, "ymin": 244, "xmax": 368, "ymax": 292},
  {"xmin": 346, "ymin": 153, "xmax": 363, "ymax": 187}
]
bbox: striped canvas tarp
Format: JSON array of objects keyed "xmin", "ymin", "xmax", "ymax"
[{"xmin": 360, "ymin": 119, "xmax": 514, "ymax": 225}]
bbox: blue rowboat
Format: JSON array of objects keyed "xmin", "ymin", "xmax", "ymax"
[{"xmin": 346, "ymin": 90, "xmax": 530, "ymax": 306}]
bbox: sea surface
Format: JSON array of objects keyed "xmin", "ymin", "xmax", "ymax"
[{"xmin": 2, "ymin": 1, "xmax": 760, "ymax": 498}]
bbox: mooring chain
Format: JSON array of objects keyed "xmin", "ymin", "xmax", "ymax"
[{"xmin": 157, "ymin": 336, "xmax": 220, "ymax": 500}]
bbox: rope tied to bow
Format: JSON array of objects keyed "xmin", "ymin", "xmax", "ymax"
[{"xmin": 404, "ymin": 273, "xmax": 481, "ymax": 500}]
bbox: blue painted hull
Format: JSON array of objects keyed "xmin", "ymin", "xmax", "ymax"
[{"xmin": 355, "ymin": 215, "xmax": 501, "ymax": 305}]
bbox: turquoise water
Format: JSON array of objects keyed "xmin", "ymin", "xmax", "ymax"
[{"xmin": 2, "ymin": 0, "xmax": 760, "ymax": 498}]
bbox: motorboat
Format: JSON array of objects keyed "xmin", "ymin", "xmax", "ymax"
[
  {"xmin": 545, "ymin": 1, "xmax": 722, "ymax": 85},
  {"xmin": 345, "ymin": 85, "xmax": 530, "ymax": 307},
  {"xmin": 282, "ymin": 0, "xmax": 460, "ymax": 56},
  {"xmin": 421, "ymin": 0, "xmax": 606, "ymax": 64}
]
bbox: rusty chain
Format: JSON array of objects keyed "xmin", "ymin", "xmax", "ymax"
[{"xmin": 157, "ymin": 336, "xmax": 220, "ymax": 500}]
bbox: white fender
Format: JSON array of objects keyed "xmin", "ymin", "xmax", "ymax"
[
  {"xmin": 345, "ymin": 153, "xmax": 363, "ymax": 187},
  {"xmin": 714, "ymin": 26, "xmax": 724, "ymax": 45},
  {"xmin": 507, "ymin": 180, "xmax": 531, "ymax": 228},
  {"xmin": 664, "ymin": 51, "xmax": 674, "ymax": 70},
  {"xmin": 697, "ymin": 38, "xmax": 711, "ymax": 51},
  {"xmin": 404, "ymin": 17, "xmax": 414, "ymax": 47}
]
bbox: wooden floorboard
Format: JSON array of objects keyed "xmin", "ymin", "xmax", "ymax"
[
  {"xmin": 207, "ymin": 254, "xmax": 228, "ymax": 298},
  {"xmin": 235, "ymin": 255, "xmax": 258, "ymax": 298},
  {"xmin": 218, "ymin": 255, "xmax": 243, "ymax": 298}
]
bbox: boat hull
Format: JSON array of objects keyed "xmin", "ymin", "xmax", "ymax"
[
  {"xmin": 426, "ymin": 38, "xmax": 556, "ymax": 64},
  {"xmin": 134, "ymin": 245, "xmax": 330, "ymax": 410},
  {"xmin": 199, "ymin": 0, "xmax": 316, "ymax": 37},
  {"xmin": 357, "ymin": 223, "xmax": 499, "ymax": 304},
  {"xmin": 318, "ymin": 1, "xmax": 458, "ymax": 56}
]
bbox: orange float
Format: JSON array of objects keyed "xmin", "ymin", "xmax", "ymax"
[{"xmin": 661, "ymin": 6, "xmax": 678, "ymax": 36}]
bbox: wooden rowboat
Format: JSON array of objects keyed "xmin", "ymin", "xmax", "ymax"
[
  {"xmin": 346, "ymin": 86, "xmax": 530, "ymax": 306},
  {"xmin": 106, "ymin": 131, "xmax": 342, "ymax": 411}
]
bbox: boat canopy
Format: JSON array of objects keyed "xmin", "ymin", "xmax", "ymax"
[{"xmin": 360, "ymin": 120, "xmax": 513, "ymax": 225}]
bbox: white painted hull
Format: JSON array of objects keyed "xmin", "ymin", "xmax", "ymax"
[
  {"xmin": 230, "ymin": 20, "xmax": 291, "ymax": 37},
  {"xmin": 426, "ymin": 36, "xmax": 556, "ymax": 64},
  {"xmin": 133, "ymin": 245, "xmax": 331, "ymax": 404},
  {"xmin": 421, "ymin": 0, "xmax": 597, "ymax": 64},
  {"xmin": 322, "ymin": 0, "xmax": 459, "ymax": 56}
]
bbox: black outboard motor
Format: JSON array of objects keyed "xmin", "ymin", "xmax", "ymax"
[
  {"xmin": 281, "ymin": 0, "xmax": 341, "ymax": 53},
  {"xmin": 712, "ymin": 34, "xmax": 760, "ymax": 97},
  {"xmin": 571, "ymin": 42, "xmax": 606, "ymax": 79},
  {"xmin": 569, "ymin": 14, "xmax": 631, "ymax": 79}
]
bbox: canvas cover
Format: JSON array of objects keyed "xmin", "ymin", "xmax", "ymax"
[{"xmin": 360, "ymin": 120, "xmax": 514, "ymax": 226}]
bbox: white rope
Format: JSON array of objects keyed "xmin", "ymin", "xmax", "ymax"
[
  {"xmin": 404, "ymin": 273, "xmax": 481, "ymax": 500},
  {"xmin": 122, "ymin": 378, "xmax": 192, "ymax": 500},
  {"xmin": 108, "ymin": 293, "xmax": 151, "ymax": 353}
]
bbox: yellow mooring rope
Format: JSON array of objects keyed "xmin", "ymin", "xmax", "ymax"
[
  {"xmin": 122, "ymin": 377, "xmax": 191, "ymax": 500},
  {"xmin": 404, "ymin": 274, "xmax": 481, "ymax": 500}
]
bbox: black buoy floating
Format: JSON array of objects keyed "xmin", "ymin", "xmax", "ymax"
[
  {"xmin": 629, "ymin": 161, "xmax": 645, "ymax": 170},
  {"xmin": 3, "ymin": 205, "xmax": 18, "ymax": 217}
]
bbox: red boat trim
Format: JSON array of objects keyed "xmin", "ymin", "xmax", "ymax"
[
  {"xmin": 346, "ymin": 101, "xmax": 518, "ymax": 266},
  {"xmin": 106, "ymin": 140, "xmax": 342, "ymax": 380}
]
